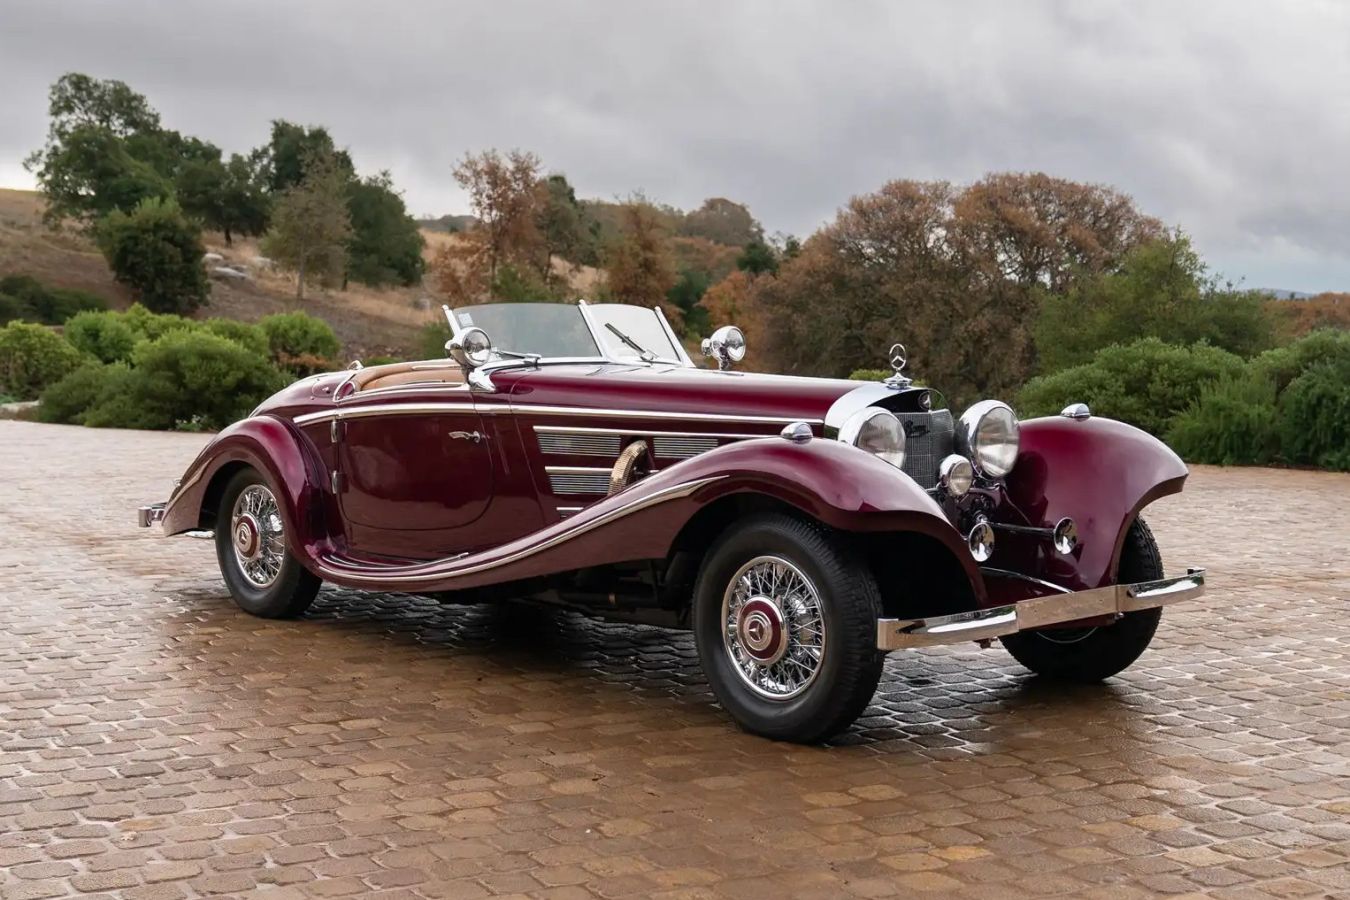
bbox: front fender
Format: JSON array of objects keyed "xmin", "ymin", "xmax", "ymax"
[
  {"xmin": 998, "ymin": 415, "xmax": 1188, "ymax": 595},
  {"xmin": 162, "ymin": 416, "xmax": 333, "ymax": 561}
]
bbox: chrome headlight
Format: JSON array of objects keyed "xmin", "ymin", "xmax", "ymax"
[
  {"xmin": 839, "ymin": 406, "xmax": 905, "ymax": 469},
  {"xmin": 956, "ymin": 400, "xmax": 1020, "ymax": 478}
]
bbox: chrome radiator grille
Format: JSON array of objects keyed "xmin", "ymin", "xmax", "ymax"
[{"xmin": 896, "ymin": 409, "xmax": 954, "ymax": 490}]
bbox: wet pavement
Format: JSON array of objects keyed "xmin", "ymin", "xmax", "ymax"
[{"xmin": 1, "ymin": 419, "xmax": 1348, "ymax": 899}]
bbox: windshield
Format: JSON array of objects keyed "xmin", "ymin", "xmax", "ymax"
[
  {"xmin": 586, "ymin": 304, "xmax": 684, "ymax": 363},
  {"xmin": 449, "ymin": 301, "xmax": 687, "ymax": 364},
  {"xmin": 450, "ymin": 303, "xmax": 599, "ymax": 358}
]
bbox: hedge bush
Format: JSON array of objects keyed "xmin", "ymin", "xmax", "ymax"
[
  {"xmin": 259, "ymin": 312, "xmax": 340, "ymax": 375},
  {"xmin": 201, "ymin": 318, "xmax": 271, "ymax": 357},
  {"xmin": 64, "ymin": 310, "xmax": 140, "ymax": 363},
  {"xmin": 0, "ymin": 274, "xmax": 107, "ymax": 325},
  {"xmin": 0, "ymin": 322, "xmax": 88, "ymax": 400},
  {"xmin": 1162, "ymin": 330, "xmax": 1350, "ymax": 471},
  {"xmin": 37, "ymin": 363, "xmax": 125, "ymax": 425},
  {"xmin": 1018, "ymin": 338, "xmax": 1246, "ymax": 436},
  {"xmin": 103, "ymin": 331, "xmax": 288, "ymax": 430}
]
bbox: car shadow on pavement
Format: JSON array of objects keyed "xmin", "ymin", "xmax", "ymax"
[{"xmin": 161, "ymin": 582, "xmax": 1157, "ymax": 757}]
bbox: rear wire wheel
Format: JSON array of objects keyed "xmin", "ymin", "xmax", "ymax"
[
  {"xmin": 215, "ymin": 468, "xmax": 321, "ymax": 619},
  {"xmin": 692, "ymin": 513, "xmax": 884, "ymax": 743}
]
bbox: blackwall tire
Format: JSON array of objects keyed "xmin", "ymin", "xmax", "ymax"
[
  {"xmin": 1001, "ymin": 517, "xmax": 1164, "ymax": 682},
  {"xmin": 692, "ymin": 513, "xmax": 884, "ymax": 744},
  {"xmin": 215, "ymin": 468, "xmax": 321, "ymax": 619}
]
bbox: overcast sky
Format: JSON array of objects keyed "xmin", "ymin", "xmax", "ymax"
[{"xmin": 2, "ymin": 0, "xmax": 1348, "ymax": 291}]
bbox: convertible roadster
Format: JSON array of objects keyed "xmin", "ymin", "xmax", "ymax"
[{"xmin": 140, "ymin": 300, "xmax": 1204, "ymax": 743}]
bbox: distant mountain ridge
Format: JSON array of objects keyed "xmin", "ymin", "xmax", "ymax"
[{"xmin": 1258, "ymin": 288, "xmax": 1317, "ymax": 300}]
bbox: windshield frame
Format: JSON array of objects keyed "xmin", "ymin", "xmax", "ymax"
[{"xmin": 447, "ymin": 300, "xmax": 695, "ymax": 369}]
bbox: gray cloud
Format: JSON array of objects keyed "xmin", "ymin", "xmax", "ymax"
[{"xmin": 1, "ymin": 0, "xmax": 1347, "ymax": 291}]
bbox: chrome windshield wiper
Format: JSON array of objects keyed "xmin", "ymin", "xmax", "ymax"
[{"xmin": 605, "ymin": 323, "xmax": 655, "ymax": 362}]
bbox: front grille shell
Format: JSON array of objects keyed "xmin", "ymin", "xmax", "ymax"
[{"xmin": 895, "ymin": 409, "xmax": 955, "ymax": 490}]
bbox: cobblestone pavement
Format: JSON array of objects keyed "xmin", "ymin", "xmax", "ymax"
[{"xmin": 2, "ymin": 419, "xmax": 1349, "ymax": 900}]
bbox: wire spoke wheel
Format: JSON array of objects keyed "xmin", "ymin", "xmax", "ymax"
[
  {"xmin": 230, "ymin": 484, "xmax": 285, "ymax": 589},
  {"xmin": 721, "ymin": 555, "xmax": 827, "ymax": 700}
]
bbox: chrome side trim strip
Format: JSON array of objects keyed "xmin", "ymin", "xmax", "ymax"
[
  {"xmin": 314, "ymin": 475, "xmax": 725, "ymax": 585},
  {"xmin": 545, "ymin": 465, "xmax": 622, "ymax": 474},
  {"xmin": 876, "ymin": 567, "xmax": 1206, "ymax": 650},
  {"xmin": 295, "ymin": 403, "xmax": 820, "ymax": 428}
]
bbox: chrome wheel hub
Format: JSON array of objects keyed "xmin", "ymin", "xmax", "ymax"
[
  {"xmin": 722, "ymin": 556, "xmax": 826, "ymax": 700},
  {"xmin": 231, "ymin": 485, "xmax": 284, "ymax": 588}
]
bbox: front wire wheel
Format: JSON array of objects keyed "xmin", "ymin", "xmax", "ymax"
[
  {"xmin": 694, "ymin": 513, "xmax": 884, "ymax": 744},
  {"xmin": 1001, "ymin": 517, "xmax": 1164, "ymax": 681},
  {"xmin": 722, "ymin": 556, "xmax": 827, "ymax": 700},
  {"xmin": 215, "ymin": 468, "xmax": 321, "ymax": 619}
]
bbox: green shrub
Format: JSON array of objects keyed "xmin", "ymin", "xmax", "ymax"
[
  {"xmin": 120, "ymin": 302, "xmax": 196, "ymax": 341},
  {"xmin": 64, "ymin": 310, "xmax": 140, "ymax": 363},
  {"xmin": 362, "ymin": 355, "xmax": 400, "ymax": 367},
  {"xmin": 0, "ymin": 274, "xmax": 107, "ymax": 324},
  {"xmin": 0, "ymin": 322, "xmax": 88, "ymax": 400},
  {"xmin": 1251, "ymin": 329, "xmax": 1350, "ymax": 394},
  {"xmin": 95, "ymin": 197, "xmax": 209, "ymax": 314},
  {"xmin": 1166, "ymin": 376, "xmax": 1280, "ymax": 466},
  {"xmin": 1018, "ymin": 338, "xmax": 1246, "ymax": 436},
  {"xmin": 85, "ymin": 330, "xmax": 286, "ymax": 430},
  {"xmin": 1278, "ymin": 358, "xmax": 1350, "ymax": 470},
  {"xmin": 0, "ymin": 293, "xmax": 25, "ymax": 325},
  {"xmin": 201, "ymin": 318, "xmax": 270, "ymax": 357},
  {"xmin": 419, "ymin": 321, "xmax": 452, "ymax": 360},
  {"xmin": 849, "ymin": 368, "xmax": 890, "ymax": 381},
  {"xmin": 258, "ymin": 312, "xmax": 340, "ymax": 374},
  {"xmin": 37, "ymin": 362, "xmax": 125, "ymax": 425}
]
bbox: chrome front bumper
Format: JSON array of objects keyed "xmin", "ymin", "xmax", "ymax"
[
  {"xmin": 137, "ymin": 503, "xmax": 166, "ymax": 527},
  {"xmin": 876, "ymin": 568, "xmax": 1206, "ymax": 650}
]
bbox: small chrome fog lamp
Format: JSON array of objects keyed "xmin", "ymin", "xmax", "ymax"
[
  {"xmin": 938, "ymin": 455, "xmax": 974, "ymax": 497},
  {"xmin": 702, "ymin": 325, "xmax": 746, "ymax": 370},
  {"xmin": 967, "ymin": 518, "xmax": 995, "ymax": 562},
  {"xmin": 448, "ymin": 327, "xmax": 493, "ymax": 369},
  {"xmin": 1052, "ymin": 517, "xmax": 1079, "ymax": 554}
]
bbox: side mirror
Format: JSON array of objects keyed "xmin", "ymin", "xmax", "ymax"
[
  {"xmin": 701, "ymin": 325, "xmax": 746, "ymax": 371},
  {"xmin": 448, "ymin": 326, "xmax": 493, "ymax": 369}
]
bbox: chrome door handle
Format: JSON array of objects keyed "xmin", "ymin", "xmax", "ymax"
[{"xmin": 448, "ymin": 430, "xmax": 483, "ymax": 443}]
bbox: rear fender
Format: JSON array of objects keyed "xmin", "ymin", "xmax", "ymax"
[
  {"xmin": 997, "ymin": 415, "xmax": 1188, "ymax": 597},
  {"xmin": 162, "ymin": 416, "xmax": 334, "ymax": 561}
]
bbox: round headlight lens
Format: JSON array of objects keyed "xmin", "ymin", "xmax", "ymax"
[
  {"xmin": 840, "ymin": 407, "xmax": 905, "ymax": 469},
  {"xmin": 453, "ymin": 327, "xmax": 493, "ymax": 368},
  {"xmin": 957, "ymin": 401, "xmax": 1020, "ymax": 478}
]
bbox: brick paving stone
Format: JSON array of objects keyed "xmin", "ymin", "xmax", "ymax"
[{"xmin": 2, "ymin": 419, "xmax": 1349, "ymax": 899}]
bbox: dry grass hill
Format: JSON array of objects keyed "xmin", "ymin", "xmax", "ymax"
[{"xmin": 0, "ymin": 189, "xmax": 601, "ymax": 358}]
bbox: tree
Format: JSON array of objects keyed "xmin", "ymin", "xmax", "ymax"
[
  {"xmin": 261, "ymin": 120, "xmax": 354, "ymax": 192},
  {"xmin": 433, "ymin": 149, "xmax": 545, "ymax": 304},
  {"xmin": 96, "ymin": 197, "xmax": 209, "ymax": 314},
  {"xmin": 1034, "ymin": 233, "xmax": 1275, "ymax": 371},
  {"xmin": 679, "ymin": 198, "xmax": 763, "ymax": 246},
  {"xmin": 736, "ymin": 239, "xmax": 779, "ymax": 276},
  {"xmin": 667, "ymin": 268, "xmax": 711, "ymax": 337},
  {"xmin": 536, "ymin": 174, "xmax": 597, "ymax": 271},
  {"xmin": 604, "ymin": 201, "xmax": 679, "ymax": 325},
  {"xmin": 217, "ymin": 153, "xmax": 273, "ymax": 244},
  {"xmin": 346, "ymin": 173, "xmax": 425, "ymax": 287},
  {"xmin": 754, "ymin": 175, "xmax": 1162, "ymax": 404},
  {"xmin": 699, "ymin": 270, "xmax": 770, "ymax": 369},
  {"xmin": 261, "ymin": 149, "xmax": 353, "ymax": 301},
  {"xmin": 25, "ymin": 74, "xmax": 172, "ymax": 225}
]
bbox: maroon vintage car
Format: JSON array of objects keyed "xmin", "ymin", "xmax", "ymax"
[{"xmin": 139, "ymin": 301, "xmax": 1205, "ymax": 743}]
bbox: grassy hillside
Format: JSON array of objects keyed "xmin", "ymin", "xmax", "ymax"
[{"xmin": 0, "ymin": 189, "xmax": 428, "ymax": 358}]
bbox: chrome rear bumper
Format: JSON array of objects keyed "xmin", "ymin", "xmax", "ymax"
[
  {"xmin": 876, "ymin": 568, "xmax": 1205, "ymax": 650},
  {"xmin": 137, "ymin": 504, "xmax": 166, "ymax": 528}
]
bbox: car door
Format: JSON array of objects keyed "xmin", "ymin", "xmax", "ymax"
[{"xmin": 336, "ymin": 404, "xmax": 493, "ymax": 537}]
